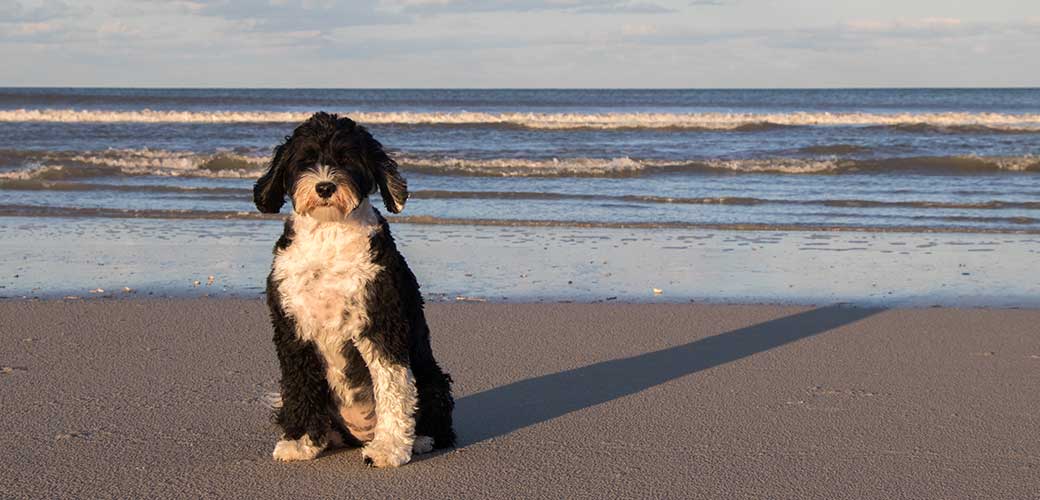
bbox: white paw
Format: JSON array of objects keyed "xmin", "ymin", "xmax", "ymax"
[
  {"xmin": 362, "ymin": 438, "xmax": 412, "ymax": 468},
  {"xmin": 272, "ymin": 435, "xmax": 324, "ymax": 461},
  {"xmin": 412, "ymin": 435, "xmax": 435, "ymax": 455}
]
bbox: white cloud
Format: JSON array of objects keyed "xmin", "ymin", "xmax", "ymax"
[
  {"xmin": 1, "ymin": 0, "xmax": 1039, "ymax": 87},
  {"xmin": 393, "ymin": 0, "xmax": 673, "ymax": 15},
  {"xmin": 621, "ymin": 23, "xmax": 657, "ymax": 36},
  {"xmin": 0, "ymin": 0, "xmax": 91, "ymax": 23},
  {"xmin": 187, "ymin": 0, "xmax": 408, "ymax": 31},
  {"xmin": 845, "ymin": 17, "xmax": 962, "ymax": 32}
]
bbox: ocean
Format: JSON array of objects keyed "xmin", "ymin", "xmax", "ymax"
[{"xmin": 1, "ymin": 88, "xmax": 1038, "ymax": 303}]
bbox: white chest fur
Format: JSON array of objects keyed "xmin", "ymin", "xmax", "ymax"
[{"xmin": 272, "ymin": 202, "xmax": 382, "ymax": 410}]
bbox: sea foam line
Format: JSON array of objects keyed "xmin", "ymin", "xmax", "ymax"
[
  {"xmin": 2, "ymin": 181, "xmax": 1037, "ymax": 211},
  {"xmin": 398, "ymin": 155, "xmax": 1040, "ymax": 176},
  {"xmin": 2, "ymin": 109, "xmax": 1040, "ymax": 130},
  {"xmin": 1, "ymin": 149, "xmax": 1037, "ymax": 180}
]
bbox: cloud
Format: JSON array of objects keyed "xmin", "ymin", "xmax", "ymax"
[
  {"xmin": 4, "ymin": 20, "xmax": 60, "ymax": 36},
  {"xmin": 394, "ymin": 0, "xmax": 673, "ymax": 15},
  {"xmin": 179, "ymin": 0, "xmax": 408, "ymax": 32},
  {"xmin": 2, "ymin": 1, "xmax": 1039, "ymax": 88},
  {"xmin": 621, "ymin": 23, "xmax": 657, "ymax": 36},
  {"xmin": 573, "ymin": 2, "xmax": 673, "ymax": 13},
  {"xmin": 0, "ymin": 0, "xmax": 91, "ymax": 23},
  {"xmin": 611, "ymin": 16, "xmax": 1004, "ymax": 52},
  {"xmin": 843, "ymin": 17, "xmax": 962, "ymax": 33}
]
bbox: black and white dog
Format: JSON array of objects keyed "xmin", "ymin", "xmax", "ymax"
[{"xmin": 253, "ymin": 112, "xmax": 455, "ymax": 467}]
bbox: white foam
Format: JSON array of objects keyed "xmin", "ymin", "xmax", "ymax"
[
  {"xmin": 0, "ymin": 149, "xmax": 267, "ymax": 180},
  {"xmin": 400, "ymin": 155, "xmax": 1038, "ymax": 176},
  {"xmin": 1, "ymin": 109, "xmax": 1039, "ymax": 130},
  {"xmin": 63, "ymin": 149, "xmax": 266, "ymax": 176},
  {"xmin": 401, "ymin": 156, "xmax": 655, "ymax": 177},
  {"xmin": 0, "ymin": 149, "xmax": 1035, "ymax": 180}
]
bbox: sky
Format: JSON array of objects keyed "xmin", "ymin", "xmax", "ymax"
[{"xmin": 1, "ymin": 0, "xmax": 1038, "ymax": 88}]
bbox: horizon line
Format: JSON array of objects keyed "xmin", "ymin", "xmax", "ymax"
[{"xmin": 2, "ymin": 85, "xmax": 1038, "ymax": 91}]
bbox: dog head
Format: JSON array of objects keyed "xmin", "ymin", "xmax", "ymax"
[{"xmin": 253, "ymin": 112, "xmax": 407, "ymax": 221}]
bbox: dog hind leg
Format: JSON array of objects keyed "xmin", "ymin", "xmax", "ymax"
[{"xmin": 414, "ymin": 369, "xmax": 457, "ymax": 449}]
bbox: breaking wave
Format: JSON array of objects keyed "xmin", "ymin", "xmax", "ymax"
[
  {"xmin": 2, "ymin": 109, "xmax": 1040, "ymax": 132},
  {"xmin": 1, "ymin": 149, "xmax": 1037, "ymax": 181},
  {"xmin": 398, "ymin": 155, "xmax": 1040, "ymax": 177},
  {"xmin": 0, "ymin": 179, "xmax": 249, "ymax": 196},
  {"xmin": 409, "ymin": 190, "xmax": 1040, "ymax": 210},
  {"xmin": 0, "ymin": 148, "xmax": 268, "ymax": 180}
]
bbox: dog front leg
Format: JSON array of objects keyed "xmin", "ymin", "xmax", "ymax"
[
  {"xmin": 354, "ymin": 336, "xmax": 417, "ymax": 467},
  {"xmin": 270, "ymin": 311, "xmax": 332, "ymax": 461}
]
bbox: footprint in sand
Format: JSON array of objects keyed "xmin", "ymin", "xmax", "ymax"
[
  {"xmin": 807, "ymin": 385, "xmax": 884, "ymax": 398},
  {"xmin": 55, "ymin": 431, "xmax": 93, "ymax": 440},
  {"xmin": 55, "ymin": 430, "xmax": 114, "ymax": 441}
]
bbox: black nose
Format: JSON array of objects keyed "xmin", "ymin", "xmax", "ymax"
[{"xmin": 315, "ymin": 182, "xmax": 336, "ymax": 198}]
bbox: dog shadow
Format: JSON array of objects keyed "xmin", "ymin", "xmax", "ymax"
[{"xmin": 452, "ymin": 304, "xmax": 884, "ymax": 447}]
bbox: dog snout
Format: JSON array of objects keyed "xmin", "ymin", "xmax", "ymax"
[{"xmin": 315, "ymin": 182, "xmax": 337, "ymax": 199}]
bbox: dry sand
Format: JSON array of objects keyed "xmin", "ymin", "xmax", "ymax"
[{"xmin": 2, "ymin": 300, "xmax": 1038, "ymax": 499}]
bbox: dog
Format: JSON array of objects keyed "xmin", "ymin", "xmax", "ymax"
[{"xmin": 253, "ymin": 112, "xmax": 455, "ymax": 467}]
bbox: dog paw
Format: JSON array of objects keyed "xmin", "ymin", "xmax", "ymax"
[
  {"xmin": 361, "ymin": 438, "xmax": 412, "ymax": 468},
  {"xmin": 272, "ymin": 435, "xmax": 324, "ymax": 461},
  {"xmin": 412, "ymin": 435, "xmax": 435, "ymax": 455}
]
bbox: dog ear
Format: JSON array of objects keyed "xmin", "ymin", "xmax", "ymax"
[
  {"xmin": 253, "ymin": 137, "xmax": 290, "ymax": 213},
  {"xmin": 364, "ymin": 134, "xmax": 408, "ymax": 214}
]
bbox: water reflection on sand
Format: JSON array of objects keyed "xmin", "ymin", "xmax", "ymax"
[{"xmin": 1, "ymin": 216, "xmax": 1035, "ymax": 307}]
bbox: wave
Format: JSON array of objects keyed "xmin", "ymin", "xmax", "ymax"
[
  {"xmin": 371, "ymin": 214, "xmax": 1040, "ymax": 231},
  {"xmin": 877, "ymin": 123, "xmax": 1040, "ymax": 135},
  {"xmin": 0, "ymin": 148, "xmax": 267, "ymax": 180},
  {"xmin": 397, "ymin": 155, "xmax": 1040, "ymax": 177},
  {"xmin": 796, "ymin": 144, "xmax": 874, "ymax": 155},
  {"xmin": 0, "ymin": 204, "xmax": 279, "ymax": 220},
  {"xmin": 1, "ymin": 148, "xmax": 1037, "ymax": 181},
  {"xmin": 0, "ymin": 204, "xmax": 1034, "ymax": 234},
  {"xmin": 2, "ymin": 109, "xmax": 1040, "ymax": 132},
  {"xmin": 0, "ymin": 179, "xmax": 249, "ymax": 196},
  {"xmin": 3, "ymin": 180, "xmax": 1036, "ymax": 213},
  {"xmin": 410, "ymin": 190, "xmax": 1040, "ymax": 210}
]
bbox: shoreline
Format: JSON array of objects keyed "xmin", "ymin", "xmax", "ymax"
[
  {"xmin": 2, "ymin": 217, "xmax": 1038, "ymax": 308},
  {"xmin": 4, "ymin": 215, "xmax": 1035, "ymax": 305},
  {"xmin": 3, "ymin": 300, "xmax": 1038, "ymax": 498},
  {"xmin": 4, "ymin": 296, "xmax": 1040, "ymax": 312},
  {"xmin": 0, "ymin": 207, "xmax": 1038, "ymax": 234}
]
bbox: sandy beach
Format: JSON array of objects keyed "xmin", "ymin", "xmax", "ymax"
[{"xmin": 3, "ymin": 299, "xmax": 1038, "ymax": 499}]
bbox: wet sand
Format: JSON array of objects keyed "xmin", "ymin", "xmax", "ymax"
[
  {"xmin": 2, "ymin": 299, "xmax": 1038, "ymax": 499},
  {"xmin": 3, "ymin": 217, "xmax": 1039, "ymax": 307}
]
